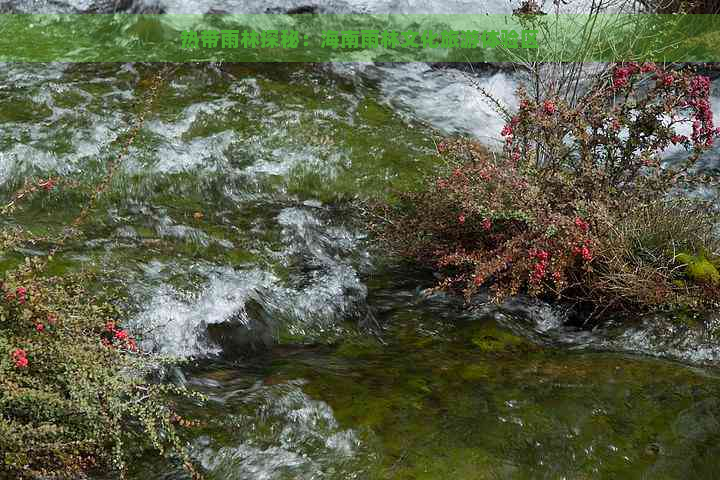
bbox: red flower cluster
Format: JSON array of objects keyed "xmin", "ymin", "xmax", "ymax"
[
  {"xmin": 103, "ymin": 321, "xmax": 137, "ymax": 351},
  {"xmin": 612, "ymin": 62, "xmax": 640, "ymax": 89},
  {"xmin": 481, "ymin": 218, "xmax": 492, "ymax": 231},
  {"xmin": 530, "ymin": 250, "xmax": 550, "ymax": 282},
  {"xmin": 572, "ymin": 245, "xmax": 593, "ymax": 261},
  {"xmin": 11, "ymin": 348, "xmax": 28, "ymax": 368},
  {"xmin": 114, "ymin": 329, "xmax": 128, "ymax": 341},
  {"xmin": 685, "ymin": 76, "xmax": 716, "ymax": 146},
  {"xmin": 641, "ymin": 62, "xmax": 658, "ymax": 73},
  {"xmin": 574, "ymin": 217, "xmax": 589, "ymax": 232},
  {"xmin": 543, "ymin": 100, "xmax": 557, "ymax": 114},
  {"xmin": 458, "ymin": 213, "xmax": 466, "ymax": 224},
  {"xmin": 671, "ymin": 135, "xmax": 688, "ymax": 145},
  {"xmin": 35, "ymin": 323, "xmax": 45, "ymax": 332},
  {"xmin": 15, "ymin": 287, "xmax": 27, "ymax": 305},
  {"xmin": 501, "ymin": 116, "xmax": 521, "ymax": 138}
]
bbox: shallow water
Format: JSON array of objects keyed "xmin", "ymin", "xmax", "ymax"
[
  {"xmin": 130, "ymin": 287, "xmax": 720, "ymax": 479},
  {"xmin": 2, "ymin": 56, "xmax": 720, "ymax": 479}
]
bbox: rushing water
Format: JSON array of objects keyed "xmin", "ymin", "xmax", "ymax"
[{"xmin": 3, "ymin": 33, "xmax": 720, "ymax": 479}]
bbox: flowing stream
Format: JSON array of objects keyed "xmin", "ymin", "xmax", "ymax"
[{"xmin": 3, "ymin": 9, "xmax": 720, "ymax": 477}]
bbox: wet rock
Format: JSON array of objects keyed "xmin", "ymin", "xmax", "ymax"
[
  {"xmin": 206, "ymin": 298, "xmax": 275, "ymax": 357},
  {"xmin": 589, "ymin": 311, "xmax": 720, "ymax": 366},
  {"xmin": 265, "ymin": 5, "xmax": 320, "ymax": 13}
]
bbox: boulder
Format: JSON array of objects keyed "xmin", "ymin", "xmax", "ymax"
[{"xmin": 206, "ymin": 298, "xmax": 275, "ymax": 357}]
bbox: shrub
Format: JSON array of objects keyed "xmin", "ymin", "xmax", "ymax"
[
  {"xmin": 370, "ymin": 139, "xmax": 597, "ymax": 302},
  {"xmin": 0, "ymin": 256, "xmax": 204, "ymax": 479},
  {"xmin": 371, "ymin": 62, "xmax": 720, "ymax": 317}
]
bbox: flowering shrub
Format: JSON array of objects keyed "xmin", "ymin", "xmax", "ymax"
[
  {"xmin": 0, "ymin": 257, "xmax": 204, "ymax": 479},
  {"xmin": 371, "ymin": 62, "xmax": 720, "ymax": 316},
  {"xmin": 503, "ymin": 63, "xmax": 719, "ymax": 201},
  {"xmin": 371, "ymin": 138, "xmax": 600, "ymax": 302}
]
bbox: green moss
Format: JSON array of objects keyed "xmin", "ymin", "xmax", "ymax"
[
  {"xmin": 676, "ymin": 253, "xmax": 720, "ymax": 285},
  {"xmin": 335, "ymin": 337, "xmax": 383, "ymax": 359},
  {"xmin": 0, "ymin": 98, "xmax": 53, "ymax": 123},
  {"xmin": 671, "ymin": 307, "xmax": 700, "ymax": 327},
  {"xmin": 460, "ymin": 364, "xmax": 490, "ymax": 381},
  {"xmin": 42, "ymin": 254, "xmax": 88, "ymax": 277},
  {"xmin": 470, "ymin": 324, "xmax": 526, "ymax": 353},
  {"xmin": 358, "ymin": 98, "xmax": 394, "ymax": 127}
]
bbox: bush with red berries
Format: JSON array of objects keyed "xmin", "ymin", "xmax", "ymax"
[{"xmin": 371, "ymin": 63, "xmax": 720, "ymax": 317}]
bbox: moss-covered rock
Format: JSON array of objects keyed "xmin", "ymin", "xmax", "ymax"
[
  {"xmin": 470, "ymin": 324, "xmax": 526, "ymax": 352},
  {"xmin": 676, "ymin": 253, "xmax": 720, "ymax": 286}
]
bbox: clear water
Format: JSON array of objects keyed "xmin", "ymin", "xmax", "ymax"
[{"xmin": 2, "ymin": 54, "xmax": 720, "ymax": 479}]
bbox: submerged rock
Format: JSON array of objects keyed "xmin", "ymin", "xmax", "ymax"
[
  {"xmin": 265, "ymin": 4, "xmax": 320, "ymax": 13},
  {"xmin": 206, "ymin": 298, "xmax": 275, "ymax": 356},
  {"xmin": 470, "ymin": 323, "xmax": 528, "ymax": 353}
]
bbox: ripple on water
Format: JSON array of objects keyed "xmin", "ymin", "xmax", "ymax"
[
  {"xmin": 192, "ymin": 381, "xmax": 366, "ymax": 480},
  {"xmin": 126, "ymin": 205, "xmax": 370, "ymax": 357}
]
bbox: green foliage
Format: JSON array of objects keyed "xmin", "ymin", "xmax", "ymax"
[
  {"xmin": 0, "ymin": 257, "xmax": 204, "ymax": 479},
  {"xmin": 677, "ymin": 253, "xmax": 720, "ymax": 285},
  {"xmin": 0, "ymin": 65, "xmax": 204, "ymax": 479}
]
